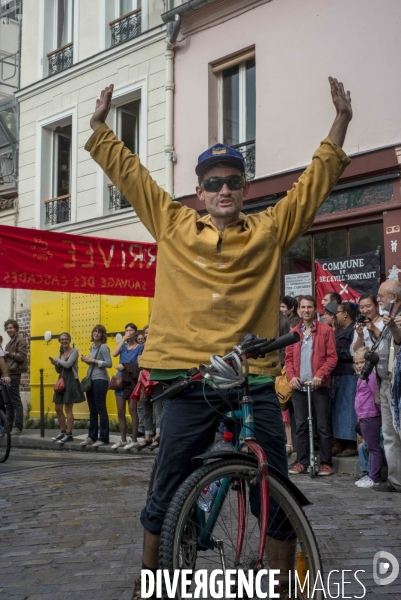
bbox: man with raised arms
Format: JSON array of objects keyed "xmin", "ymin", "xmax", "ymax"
[{"xmin": 86, "ymin": 77, "xmax": 352, "ymax": 599}]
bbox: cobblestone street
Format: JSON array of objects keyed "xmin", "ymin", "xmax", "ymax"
[{"xmin": 1, "ymin": 449, "xmax": 401, "ymax": 599}]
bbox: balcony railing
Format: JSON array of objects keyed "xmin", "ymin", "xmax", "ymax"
[
  {"xmin": 110, "ymin": 8, "xmax": 142, "ymax": 46},
  {"xmin": 108, "ymin": 184, "xmax": 131, "ymax": 210},
  {"xmin": 47, "ymin": 42, "xmax": 73, "ymax": 76},
  {"xmin": 45, "ymin": 195, "xmax": 71, "ymax": 225},
  {"xmin": 232, "ymin": 140, "xmax": 255, "ymax": 180}
]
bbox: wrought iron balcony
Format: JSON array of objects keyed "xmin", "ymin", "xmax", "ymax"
[
  {"xmin": 231, "ymin": 140, "xmax": 255, "ymax": 180},
  {"xmin": 108, "ymin": 184, "xmax": 131, "ymax": 210},
  {"xmin": 47, "ymin": 42, "xmax": 73, "ymax": 76},
  {"xmin": 110, "ymin": 8, "xmax": 142, "ymax": 46},
  {"xmin": 45, "ymin": 195, "xmax": 71, "ymax": 225}
]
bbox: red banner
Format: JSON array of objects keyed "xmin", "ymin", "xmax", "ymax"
[
  {"xmin": 315, "ymin": 261, "xmax": 360, "ymax": 307},
  {"xmin": 315, "ymin": 251, "xmax": 381, "ymax": 308},
  {"xmin": 0, "ymin": 225, "xmax": 157, "ymax": 297}
]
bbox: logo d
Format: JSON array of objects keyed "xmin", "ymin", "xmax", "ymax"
[{"xmin": 373, "ymin": 551, "xmax": 399, "ymax": 586}]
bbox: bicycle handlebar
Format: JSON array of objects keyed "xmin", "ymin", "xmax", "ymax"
[
  {"xmin": 243, "ymin": 331, "xmax": 300, "ymax": 357},
  {"xmin": 150, "ymin": 331, "xmax": 300, "ymax": 403}
]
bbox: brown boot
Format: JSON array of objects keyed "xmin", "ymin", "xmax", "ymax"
[
  {"xmin": 331, "ymin": 442, "xmax": 342, "ymax": 456},
  {"xmin": 337, "ymin": 447, "xmax": 357, "ymax": 457},
  {"xmin": 131, "ymin": 575, "xmax": 156, "ymax": 600}
]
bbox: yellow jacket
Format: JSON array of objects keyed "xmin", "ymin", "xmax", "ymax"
[{"xmin": 85, "ymin": 125, "xmax": 350, "ymax": 375}]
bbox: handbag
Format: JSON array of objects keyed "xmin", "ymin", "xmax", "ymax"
[
  {"xmin": 54, "ymin": 369, "xmax": 65, "ymax": 392},
  {"xmin": 53, "ymin": 350, "xmax": 72, "ymax": 392},
  {"xmin": 108, "ymin": 374, "xmax": 123, "ymax": 391},
  {"xmin": 275, "ymin": 367, "xmax": 292, "ymax": 404},
  {"xmin": 80, "ymin": 345, "xmax": 101, "ymax": 393}
]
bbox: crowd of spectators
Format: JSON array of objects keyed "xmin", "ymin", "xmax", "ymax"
[
  {"xmin": 47, "ymin": 323, "xmax": 160, "ymax": 448},
  {"xmin": 279, "ymin": 281, "xmax": 401, "ymax": 492}
]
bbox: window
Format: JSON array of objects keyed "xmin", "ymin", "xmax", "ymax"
[
  {"xmin": 349, "ymin": 222, "xmax": 384, "ymax": 274},
  {"xmin": 47, "ymin": 0, "xmax": 74, "ymax": 75},
  {"xmin": 0, "ymin": 100, "xmax": 17, "ymax": 186},
  {"xmin": 282, "ymin": 223, "xmax": 385, "ymax": 287},
  {"xmin": 118, "ymin": 100, "xmax": 140, "ymax": 154},
  {"xmin": 314, "ymin": 230, "xmax": 347, "ymax": 261},
  {"xmin": 53, "ymin": 124, "xmax": 71, "ymax": 199},
  {"xmin": 110, "ymin": 0, "xmax": 142, "ymax": 46},
  {"xmin": 108, "ymin": 99, "xmax": 140, "ymax": 211},
  {"xmin": 55, "ymin": 0, "xmax": 74, "ymax": 48},
  {"xmin": 119, "ymin": 0, "xmax": 141, "ymax": 17},
  {"xmin": 282, "ymin": 235, "xmax": 312, "ymax": 276},
  {"xmin": 214, "ymin": 53, "xmax": 256, "ymax": 178},
  {"xmin": 43, "ymin": 124, "xmax": 72, "ymax": 225},
  {"xmin": 0, "ymin": 0, "xmax": 21, "ymax": 22}
]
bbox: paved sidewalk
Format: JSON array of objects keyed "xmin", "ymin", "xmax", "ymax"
[
  {"xmin": 11, "ymin": 429, "xmax": 363, "ymax": 473},
  {"xmin": 1, "ymin": 455, "xmax": 400, "ymax": 599},
  {"xmin": 11, "ymin": 429, "xmax": 158, "ymax": 456}
]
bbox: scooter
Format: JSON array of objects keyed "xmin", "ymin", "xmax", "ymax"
[{"xmin": 303, "ymin": 381, "xmax": 320, "ymax": 478}]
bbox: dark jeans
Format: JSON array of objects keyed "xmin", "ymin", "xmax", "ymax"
[
  {"xmin": 3, "ymin": 373, "xmax": 23, "ymax": 431},
  {"xmin": 292, "ymin": 386, "xmax": 332, "ymax": 467},
  {"xmin": 359, "ymin": 416, "xmax": 382, "ymax": 483},
  {"xmin": 141, "ymin": 382, "xmax": 293, "ymax": 540},
  {"xmin": 86, "ymin": 379, "xmax": 109, "ymax": 443}
]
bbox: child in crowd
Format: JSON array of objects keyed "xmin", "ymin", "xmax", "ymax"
[
  {"xmin": 353, "ymin": 347, "xmax": 382, "ymax": 488},
  {"xmin": 356, "ymin": 424, "xmax": 385, "ymax": 480}
]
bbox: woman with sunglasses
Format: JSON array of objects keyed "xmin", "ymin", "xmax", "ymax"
[{"xmin": 331, "ymin": 302, "xmax": 358, "ymax": 457}]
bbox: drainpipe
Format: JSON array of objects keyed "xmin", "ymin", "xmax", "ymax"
[
  {"xmin": 161, "ymin": 0, "xmax": 216, "ymax": 24},
  {"xmin": 164, "ymin": 3, "xmax": 180, "ymax": 197},
  {"xmin": 163, "ymin": 0, "xmax": 216, "ymax": 196}
]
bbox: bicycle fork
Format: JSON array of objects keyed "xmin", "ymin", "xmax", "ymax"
[{"xmin": 243, "ymin": 440, "xmax": 270, "ymax": 570}]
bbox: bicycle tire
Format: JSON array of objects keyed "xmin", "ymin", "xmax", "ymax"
[
  {"xmin": 0, "ymin": 409, "xmax": 11, "ymax": 463},
  {"xmin": 160, "ymin": 457, "xmax": 323, "ymax": 600}
]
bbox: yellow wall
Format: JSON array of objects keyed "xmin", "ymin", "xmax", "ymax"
[{"xmin": 30, "ymin": 291, "xmax": 152, "ymax": 419}]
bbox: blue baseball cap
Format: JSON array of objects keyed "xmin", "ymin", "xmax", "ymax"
[{"xmin": 195, "ymin": 143, "xmax": 246, "ymax": 176}]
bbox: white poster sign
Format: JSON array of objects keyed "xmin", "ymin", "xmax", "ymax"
[{"xmin": 284, "ymin": 272, "xmax": 312, "ymax": 297}]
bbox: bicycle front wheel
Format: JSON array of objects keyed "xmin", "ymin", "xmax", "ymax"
[
  {"xmin": 160, "ymin": 457, "xmax": 322, "ymax": 600},
  {"xmin": 0, "ymin": 409, "xmax": 11, "ymax": 463}
]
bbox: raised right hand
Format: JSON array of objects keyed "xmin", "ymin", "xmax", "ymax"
[
  {"xmin": 90, "ymin": 84, "xmax": 114, "ymax": 131},
  {"xmin": 354, "ymin": 323, "xmax": 364, "ymax": 338}
]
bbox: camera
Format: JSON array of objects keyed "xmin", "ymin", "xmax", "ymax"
[
  {"xmin": 358, "ymin": 350, "xmax": 379, "ymax": 380},
  {"xmin": 356, "ymin": 312, "xmax": 370, "ymax": 325}
]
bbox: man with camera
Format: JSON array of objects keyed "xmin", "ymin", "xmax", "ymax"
[{"xmin": 374, "ymin": 280, "xmax": 401, "ymax": 492}]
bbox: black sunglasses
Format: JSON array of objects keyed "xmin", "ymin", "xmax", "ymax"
[{"xmin": 200, "ymin": 175, "xmax": 245, "ymax": 192}]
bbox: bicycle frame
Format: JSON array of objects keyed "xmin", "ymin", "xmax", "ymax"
[{"xmin": 196, "ymin": 377, "xmax": 270, "ymax": 570}]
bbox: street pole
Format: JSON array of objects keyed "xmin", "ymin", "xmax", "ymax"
[{"xmin": 39, "ymin": 368, "xmax": 44, "ymax": 438}]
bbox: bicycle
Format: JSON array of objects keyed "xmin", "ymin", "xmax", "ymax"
[{"xmin": 149, "ymin": 332, "xmax": 323, "ymax": 599}]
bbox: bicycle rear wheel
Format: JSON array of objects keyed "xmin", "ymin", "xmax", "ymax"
[
  {"xmin": 0, "ymin": 409, "xmax": 11, "ymax": 463},
  {"xmin": 160, "ymin": 457, "xmax": 322, "ymax": 600}
]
